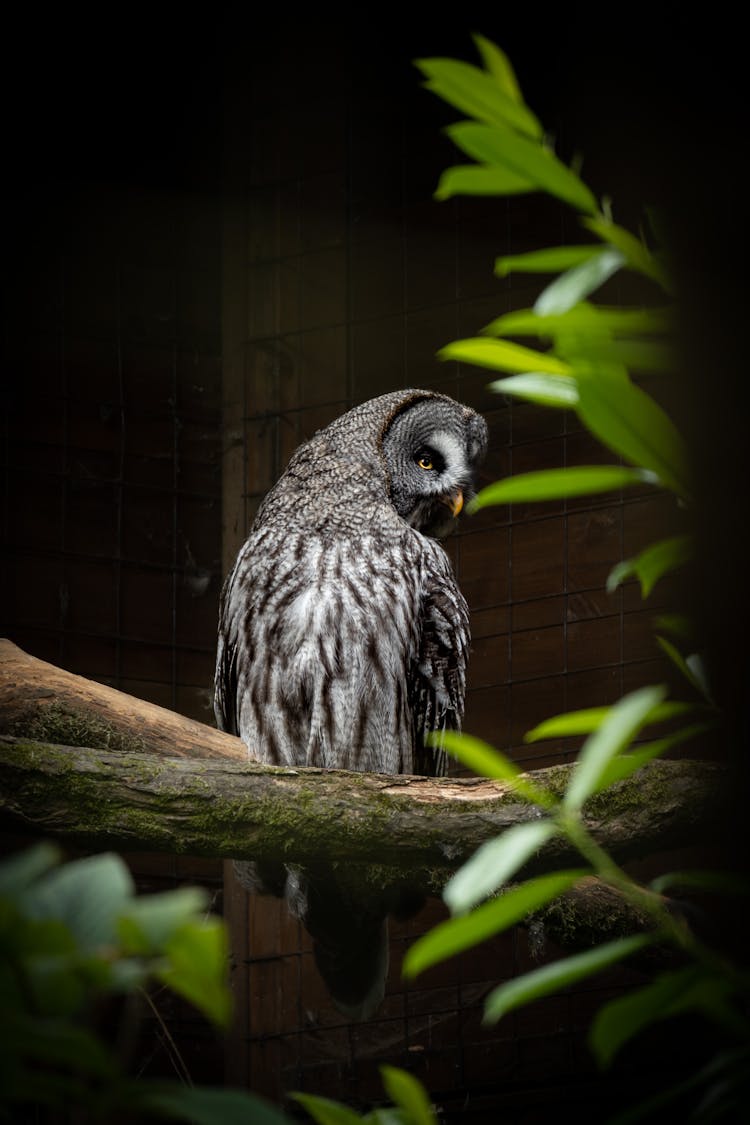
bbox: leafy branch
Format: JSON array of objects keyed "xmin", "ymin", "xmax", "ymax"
[
  {"xmin": 295, "ymin": 33, "xmax": 742, "ymax": 1124},
  {"xmin": 417, "ymin": 36, "xmax": 688, "ymax": 508},
  {"xmin": 403, "ymin": 688, "xmax": 741, "ymax": 1046},
  {"xmin": 0, "ymin": 843, "xmax": 290, "ymax": 1124},
  {"xmin": 392, "ymin": 33, "xmax": 741, "ymax": 1122}
]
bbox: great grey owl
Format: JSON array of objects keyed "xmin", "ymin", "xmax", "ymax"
[{"xmin": 214, "ymin": 388, "xmax": 487, "ymax": 1019}]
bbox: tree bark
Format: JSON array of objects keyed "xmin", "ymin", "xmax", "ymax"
[
  {"xmin": 0, "ymin": 638, "xmax": 728, "ymax": 948},
  {"xmin": 0, "ymin": 638, "xmax": 728, "ymax": 888},
  {"xmin": 0, "ymin": 729, "xmax": 726, "ymax": 894},
  {"xmin": 0, "ymin": 638, "xmax": 246, "ymax": 762}
]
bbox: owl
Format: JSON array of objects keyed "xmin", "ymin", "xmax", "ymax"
[{"xmin": 215, "ymin": 388, "xmax": 487, "ymax": 1019}]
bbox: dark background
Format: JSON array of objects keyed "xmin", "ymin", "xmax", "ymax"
[{"xmin": 2, "ymin": 7, "xmax": 746, "ymax": 1120}]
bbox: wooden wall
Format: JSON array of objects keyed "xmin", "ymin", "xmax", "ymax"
[
  {"xmin": 1, "ymin": 14, "xmax": 228, "ymax": 1087},
  {"xmin": 1, "ymin": 11, "xmax": 712, "ymax": 1122}
]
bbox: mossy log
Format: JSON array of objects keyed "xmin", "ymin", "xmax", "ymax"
[
  {"xmin": 0, "ymin": 638, "xmax": 729, "ymax": 949},
  {"xmin": 0, "ymin": 638, "xmax": 246, "ymax": 762},
  {"xmin": 0, "ymin": 639, "xmax": 728, "ymax": 883},
  {"xmin": 530, "ymin": 875, "xmax": 674, "ymax": 966},
  {"xmin": 0, "ymin": 729, "xmax": 726, "ymax": 893}
]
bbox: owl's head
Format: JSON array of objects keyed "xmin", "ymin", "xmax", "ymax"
[{"xmin": 381, "ymin": 395, "xmax": 488, "ymax": 538}]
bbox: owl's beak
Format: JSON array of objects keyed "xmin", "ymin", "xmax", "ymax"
[{"xmin": 444, "ymin": 489, "xmax": 464, "ymax": 518}]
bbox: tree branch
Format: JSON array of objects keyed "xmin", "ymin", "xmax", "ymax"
[
  {"xmin": 0, "ymin": 639, "xmax": 729, "ymax": 950},
  {"xmin": 0, "ymin": 637, "xmax": 728, "ymax": 888},
  {"xmin": 0, "ymin": 732, "xmax": 726, "ymax": 892},
  {"xmin": 0, "ymin": 638, "xmax": 246, "ymax": 762}
]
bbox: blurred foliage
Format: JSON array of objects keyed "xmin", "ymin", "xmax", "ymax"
[
  {"xmin": 0, "ymin": 842, "xmax": 290, "ymax": 1123},
  {"xmin": 297, "ymin": 32, "xmax": 749, "ymax": 1125},
  {"xmin": 407, "ymin": 33, "xmax": 748, "ymax": 1123},
  {"xmin": 292, "ymin": 1064, "xmax": 439, "ymax": 1125}
]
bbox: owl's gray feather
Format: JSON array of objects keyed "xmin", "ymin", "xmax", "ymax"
[{"xmin": 215, "ymin": 388, "xmax": 487, "ymax": 1018}]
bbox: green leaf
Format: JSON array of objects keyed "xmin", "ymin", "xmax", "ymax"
[
  {"xmin": 483, "ymin": 933, "xmax": 654, "ymax": 1024},
  {"xmin": 118, "ymin": 887, "xmax": 209, "ymax": 955},
  {"xmin": 415, "ymin": 57, "xmax": 543, "ymax": 138},
  {"xmin": 650, "ymin": 870, "xmax": 750, "ymax": 896},
  {"xmin": 433, "ymin": 731, "xmax": 556, "ymax": 807},
  {"xmin": 403, "ymin": 870, "xmax": 585, "ymax": 978},
  {"xmin": 595, "ymin": 723, "xmax": 712, "ymax": 790},
  {"xmin": 564, "ymin": 685, "xmax": 667, "ymax": 811},
  {"xmin": 158, "ymin": 920, "xmax": 231, "ymax": 1028},
  {"xmin": 433, "ymin": 730, "xmax": 518, "ymax": 780},
  {"xmin": 439, "ymin": 337, "xmax": 571, "ymax": 375},
  {"xmin": 488, "ymin": 373, "xmax": 579, "ymax": 408},
  {"xmin": 606, "ymin": 535, "xmax": 693, "ymax": 597},
  {"xmin": 291, "ymin": 1092, "xmax": 363, "ymax": 1125},
  {"xmin": 653, "ymin": 613, "xmax": 694, "ymax": 643},
  {"xmin": 472, "ymin": 35, "xmax": 522, "ymax": 102},
  {"xmin": 444, "ymin": 821, "xmax": 558, "ymax": 915},
  {"xmin": 380, "ymin": 1066, "xmax": 437, "ymax": 1125},
  {"xmin": 23, "ymin": 958, "xmax": 87, "ymax": 1017},
  {"xmin": 583, "ymin": 216, "xmax": 671, "ymax": 291},
  {"xmin": 559, "ymin": 338, "xmax": 676, "ymax": 374},
  {"xmin": 435, "ymin": 164, "xmax": 534, "ymax": 199},
  {"xmin": 598, "ymin": 743, "xmax": 670, "ymax": 793},
  {"xmin": 483, "ymin": 303, "xmax": 674, "ymax": 338},
  {"xmin": 534, "ymin": 249, "xmax": 625, "ymax": 316},
  {"xmin": 4, "ymin": 1012, "xmax": 118, "ymax": 1079},
  {"xmin": 365, "ymin": 1112, "xmax": 405, "ymax": 1125},
  {"xmin": 590, "ymin": 968, "xmax": 695, "ymax": 1067},
  {"xmin": 590, "ymin": 966, "xmax": 736, "ymax": 1068},
  {"xmin": 445, "ymin": 123, "xmax": 598, "ymax": 214},
  {"xmin": 144, "ymin": 1083, "xmax": 294, "ymax": 1125},
  {"xmin": 0, "ymin": 842, "xmax": 61, "ymax": 896},
  {"xmin": 686, "ymin": 653, "xmax": 712, "ymax": 698},
  {"xmin": 107, "ymin": 958, "xmax": 150, "ymax": 991},
  {"xmin": 656, "ymin": 637, "xmax": 713, "ymax": 701},
  {"xmin": 574, "ymin": 369, "xmax": 690, "ymax": 499},
  {"xmin": 525, "ymin": 706, "xmax": 613, "ymax": 741},
  {"xmin": 20, "ymin": 853, "xmax": 134, "ymax": 952},
  {"xmin": 495, "ymin": 245, "xmax": 602, "ymax": 277},
  {"xmin": 523, "ymin": 700, "xmax": 697, "ymax": 743},
  {"xmin": 5, "ymin": 915, "xmax": 77, "ymax": 957},
  {"xmin": 472, "ymin": 466, "xmax": 653, "ymax": 508}
]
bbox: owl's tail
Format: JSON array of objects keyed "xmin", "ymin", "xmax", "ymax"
[
  {"xmin": 233, "ymin": 860, "xmax": 424, "ymax": 1021},
  {"xmin": 303, "ymin": 874, "xmax": 390, "ymax": 1022}
]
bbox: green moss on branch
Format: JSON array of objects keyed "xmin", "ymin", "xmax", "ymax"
[{"xmin": 0, "ymin": 735, "xmax": 728, "ymax": 891}]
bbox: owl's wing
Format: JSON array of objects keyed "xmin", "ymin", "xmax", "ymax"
[
  {"xmin": 411, "ymin": 548, "xmax": 470, "ymax": 777},
  {"xmin": 214, "ymin": 576, "xmax": 239, "ymax": 736}
]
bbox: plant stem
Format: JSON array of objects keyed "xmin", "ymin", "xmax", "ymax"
[{"xmin": 559, "ymin": 811, "xmax": 743, "ymax": 983}]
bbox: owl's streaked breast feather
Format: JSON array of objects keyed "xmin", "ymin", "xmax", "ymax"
[{"xmin": 218, "ymin": 529, "xmax": 463, "ymax": 776}]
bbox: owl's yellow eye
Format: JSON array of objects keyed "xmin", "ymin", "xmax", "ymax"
[{"xmin": 416, "ymin": 454, "xmax": 433, "ymax": 470}]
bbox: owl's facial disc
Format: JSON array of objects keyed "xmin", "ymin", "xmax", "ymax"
[
  {"xmin": 408, "ymin": 430, "xmax": 471, "ymax": 535},
  {"xmin": 413, "ymin": 433, "xmax": 466, "ymax": 521},
  {"xmin": 383, "ymin": 408, "xmax": 483, "ymax": 539}
]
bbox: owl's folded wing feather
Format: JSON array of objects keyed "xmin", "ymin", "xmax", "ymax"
[
  {"xmin": 411, "ymin": 547, "xmax": 471, "ymax": 777},
  {"xmin": 214, "ymin": 579, "xmax": 239, "ymax": 736}
]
